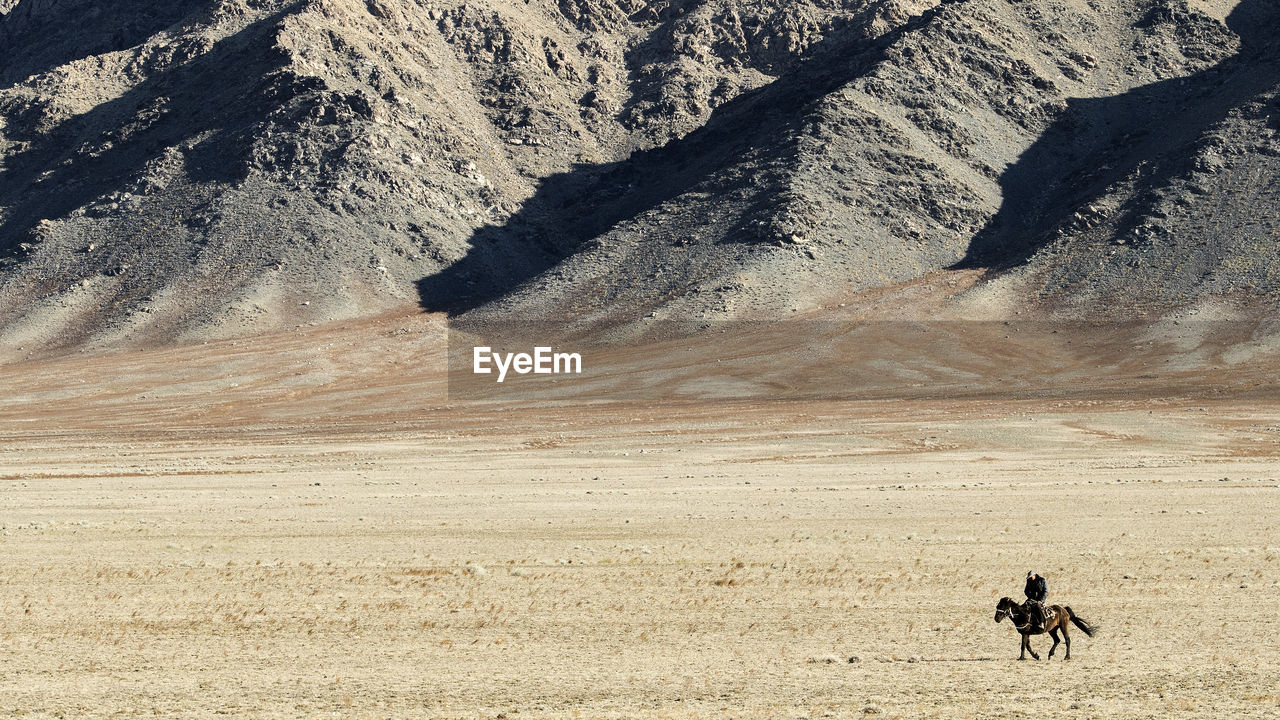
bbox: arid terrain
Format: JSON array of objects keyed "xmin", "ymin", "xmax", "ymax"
[
  {"xmin": 1, "ymin": 305, "xmax": 1277, "ymax": 719},
  {"xmin": 3, "ymin": 0, "xmax": 1280, "ymax": 349},
  {"xmin": 2, "ymin": 1, "xmax": 1279, "ymax": 716}
]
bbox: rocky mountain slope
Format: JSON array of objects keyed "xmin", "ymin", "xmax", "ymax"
[{"xmin": 0, "ymin": 0, "xmax": 1277, "ymax": 352}]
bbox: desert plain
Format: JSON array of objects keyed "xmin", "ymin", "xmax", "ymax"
[{"xmin": 1, "ymin": 306, "xmax": 1278, "ymax": 719}]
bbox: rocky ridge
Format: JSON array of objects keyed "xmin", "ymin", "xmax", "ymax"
[{"xmin": 0, "ymin": 0, "xmax": 1276, "ymax": 353}]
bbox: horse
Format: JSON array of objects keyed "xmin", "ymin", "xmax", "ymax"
[{"xmin": 994, "ymin": 597, "xmax": 1096, "ymax": 660}]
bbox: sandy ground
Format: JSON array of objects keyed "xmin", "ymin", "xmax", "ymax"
[{"xmin": 1, "ymin": 306, "xmax": 1278, "ymax": 718}]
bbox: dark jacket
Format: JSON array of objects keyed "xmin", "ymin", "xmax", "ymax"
[{"xmin": 1024, "ymin": 575, "xmax": 1048, "ymax": 603}]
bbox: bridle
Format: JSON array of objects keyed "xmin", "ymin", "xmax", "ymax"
[{"xmin": 997, "ymin": 602, "xmax": 1033, "ymax": 632}]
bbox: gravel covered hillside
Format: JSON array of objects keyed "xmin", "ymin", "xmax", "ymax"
[{"xmin": 0, "ymin": 0, "xmax": 1277, "ymax": 351}]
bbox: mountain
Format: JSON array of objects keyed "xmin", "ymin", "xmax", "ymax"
[{"xmin": 1, "ymin": 0, "xmax": 1277, "ymax": 354}]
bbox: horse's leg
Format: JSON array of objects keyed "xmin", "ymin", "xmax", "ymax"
[
  {"xmin": 1019, "ymin": 633, "xmax": 1027, "ymax": 660},
  {"xmin": 1061, "ymin": 620, "xmax": 1071, "ymax": 660},
  {"xmin": 1028, "ymin": 634, "xmax": 1040, "ymax": 661},
  {"xmin": 1048, "ymin": 627, "xmax": 1060, "ymax": 658}
]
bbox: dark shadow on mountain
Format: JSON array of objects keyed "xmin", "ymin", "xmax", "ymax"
[
  {"xmin": 417, "ymin": 0, "xmax": 971, "ymax": 315},
  {"xmin": 953, "ymin": 0, "xmax": 1280, "ymax": 271},
  {"xmin": 0, "ymin": 0, "xmax": 219, "ymax": 86},
  {"xmin": 0, "ymin": 7, "xmax": 302, "ymax": 258},
  {"xmin": 616, "ymin": 0, "xmax": 843, "ymax": 134}
]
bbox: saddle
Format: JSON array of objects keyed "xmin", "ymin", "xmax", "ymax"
[{"xmin": 1022, "ymin": 599, "xmax": 1048, "ymax": 630}]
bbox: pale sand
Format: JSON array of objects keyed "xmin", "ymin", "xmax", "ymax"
[{"xmin": 0, "ymin": 309, "xmax": 1276, "ymax": 718}]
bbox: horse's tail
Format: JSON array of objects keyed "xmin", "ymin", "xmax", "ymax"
[{"xmin": 1065, "ymin": 606, "xmax": 1096, "ymax": 637}]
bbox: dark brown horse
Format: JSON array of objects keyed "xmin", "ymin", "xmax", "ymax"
[{"xmin": 994, "ymin": 597, "xmax": 1096, "ymax": 660}]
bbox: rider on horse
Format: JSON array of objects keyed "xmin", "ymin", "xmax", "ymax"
[{"xmin": 1024, "ymin": 571, "xmax": 1048, "ymax": 631}]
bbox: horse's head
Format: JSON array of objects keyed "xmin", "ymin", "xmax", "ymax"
[{"xmin": 994, "ymin": 597, "xmax": 1015, "ymax": 623}]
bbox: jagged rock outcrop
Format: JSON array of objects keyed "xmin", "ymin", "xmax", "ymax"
[{"xmin": 0, "ymin": 0, "xmax": 1277, "ymax": 353}]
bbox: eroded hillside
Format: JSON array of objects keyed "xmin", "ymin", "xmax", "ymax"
[{"xmin": 0, "ymin": 0, "xmax": 1276, "ymax": 354}]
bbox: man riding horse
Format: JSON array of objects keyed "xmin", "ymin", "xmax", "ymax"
[{"xmin": 1024, "ymin": 571, "xmax": 1048, "ymax": 631}]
